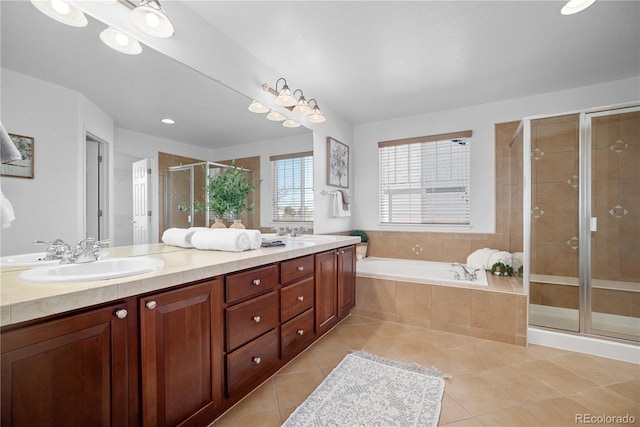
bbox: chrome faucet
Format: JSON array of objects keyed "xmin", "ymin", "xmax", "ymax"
[
  {"xmin": 34, "ymin": 239, "xmax": 70, "ymax": 261},
  {"xmin": 290, "ymin": 226, "xmax": 307, "ymax": 237},
  {"xmin": 451, "ymin": 263, "xmax": 480, "ymax": 281},
  {"xmin": 60, "ymin": 238, "xmax": 110, "ymax": 264},
  {"xmin": 273, "ymin": 226, "xmax": 288, "ymax": 237}
]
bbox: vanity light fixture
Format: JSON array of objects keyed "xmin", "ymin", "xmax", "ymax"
[
  {"xmin": 561, "ymin": 0, "xmax": 596, "ymax": 15},
  {"xmin": 262, "ymin": 78, "xmax": 327, "ymax": 124},
  {"xmin": 99, "ymin": 27, "xmax": 143, "ymax": 55},
  {"xmin": 282, "ymin": 118, "xmax": 301, "ymax": 128},
  {"xmin": 292, "ymin": 90, "xmax": 312, "ymax": 116},
  {"xmin": 30, "ymin": 0, "xmax": 88, "ymax": 27},
  {"xmin": 306, "ymin": 99, "xmax": 326, "ymax": 124},
  {"xmin": 271, "ymin": 78, "xmax": 296, "ymax": 107},
  {"xmin": 130, "ymin": 0, "xmax": 174, "ymax": 38},
  {"xmin": 266, "ymin": 110, "xmax": 286, "ymax": 121},
  {"xmin": 248, "ymin": 100, "xmax": 270, "ymax": 114},
  {"xmin": 161, "ymin": 118, "xmax": 175, "ymax": 124}
]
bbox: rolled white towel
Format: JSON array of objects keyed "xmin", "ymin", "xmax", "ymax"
[
  {"xmin": 191, "ymin": 228, "xmax": 251, "ymax": 252},
  {"xmin": 488, "ymin": 251, "xmax": 513, "ymax": 268},
  {"xmin": 162, "ymin": 228, "xmax": 193, "ymax": 248},
  {"xmin": 1, "ymin": 190, "xmax": 15, "ymax": 229},
  {"xmin": 186, "ymin": 227, "xmax": 210, "ymax": 246},
  {"xmin": 466, "ymin": 248, "xmax": 497, "ymax": 270},
  {"xmin": 245, "ymin": 229, "xmax": 262, "ymax": 250}
]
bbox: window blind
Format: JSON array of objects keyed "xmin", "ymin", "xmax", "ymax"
[
  {"xmin": 270, "ymin": 152, "xmax": 314, "ymax": 222},
  {"xmin": 378, "ymin": 131, "xmax": 471, "ymax": 224}
]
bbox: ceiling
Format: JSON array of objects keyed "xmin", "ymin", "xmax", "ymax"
[
  {"xmin": 184, "ymin": 0, "xmax": 640, "ymax": 124},
  {"xmin": 2, "ymin": 1, "xmax": 638, "ymax": 150}
]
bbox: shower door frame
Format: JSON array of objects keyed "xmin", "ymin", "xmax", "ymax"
[{"xmin": 522, "ymin": 101, "xmax": 639, "ymax": 342}]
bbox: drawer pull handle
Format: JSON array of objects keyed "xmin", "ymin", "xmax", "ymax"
[
  {"xmin": 252, "ymin": 356, "xmax": 262, "ymax": 365},
  {"xmin": 146, "ymin": 301, "xmax": 157, "ymax": 310},
  {"xmin": 115, "ymin": 309, "xmax": 128, "ymax": 319},
  {"xmin": 297, "ymin": 296, "xmax": 304, "ymax": 302},
  {"xmin": 253, "ymin": 279, "xmax": 261, "ymax": 286},
  {"xmin": 297, "ymin": 266, "xmax": 304, "ymax": 271},
  {"xmin": 253, "ymin": 316, "xmax": 261, "ymax": 323},
  {"xmin": 297, "ymin": 329, "xmax": 304, "ymax": 335}
]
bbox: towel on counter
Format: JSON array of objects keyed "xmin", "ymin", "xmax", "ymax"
[
  {"xmin": 245, "ymin": 229, "xmax": 262, "ymax": 250},
  {"xmin": 1, "ymin": 190, "xmax": 15, "ymax": 229},
  {"xmin": 0, "ymin": 123, "xmax": 21, "ymax": 164},
  {"xmin": 466, "ymin": 248, "xmax": 497, "ymax": 270},
  {"xmin": 191, "ymin": 228, "xmax": 253, "ymax": 252},
  {"xmin": 332, "ymin": 191, "xmax": 351, "ymax": 218},
  {"xmin": 162, "ymin": 227, "xmax": 194, "ymax": 248}
]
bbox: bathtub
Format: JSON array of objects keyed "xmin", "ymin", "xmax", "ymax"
[{"xmin": 356, "ymin": 257, "xmax": 488, "ymax": 287}]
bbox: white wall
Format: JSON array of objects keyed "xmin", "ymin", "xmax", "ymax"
[{"xmin": 354, "ymin": 77, "xmax": 640, "ymax": 233}]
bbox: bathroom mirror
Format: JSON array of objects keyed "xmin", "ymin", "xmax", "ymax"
[{"xmin": 1, "ymin": 1, "xmax": 312, "ymax": 254}]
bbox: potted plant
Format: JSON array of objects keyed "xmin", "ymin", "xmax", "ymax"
[
  {"xmin": 351, "ymin": 230, "xmax": 368, "ymax": 259},
  {"xmin": 206, "ymin": 161, "xmax": 256, "ymax": 229}
]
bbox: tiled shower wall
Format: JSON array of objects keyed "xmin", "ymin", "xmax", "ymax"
[{"xmin": 365, "ymin": 121, "xmax": 521, "ymax": 263}]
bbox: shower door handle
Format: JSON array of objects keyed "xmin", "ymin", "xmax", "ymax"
[{"xmin": 590, "ymin": 217, "xmax": 597, "ymax": 232}]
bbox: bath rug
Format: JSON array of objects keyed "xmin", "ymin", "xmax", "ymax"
[{"xmin": 282, "ymin": 351, "xmax": 451, "ymax": 427}]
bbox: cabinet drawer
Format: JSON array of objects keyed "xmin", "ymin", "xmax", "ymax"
[
  {"xmin": 226, "ymin": 264, "xmax": 278, "ymax": 304},
  {"xmin": 226, "ymin": 329, "xmax": 279, "ymax": 397},
  {"xmin": 280, "ymin": 255, "xmax": 314, "ymax": 285},
  {"xmin": 226, "ymin": 291, "xmax": 279, "ymax": 352},
  {"xmin": 281, "ymin": 309, "xmax": 314, "ymax": 359},
  {"xmin": 280, "ymin": 276, "xmax": 314, "ymax": 322}
]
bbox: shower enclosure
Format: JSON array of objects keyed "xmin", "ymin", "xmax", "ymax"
[
  {"xmin": 514, "ymin": 103, "xmax": 639, "ymax": 343},
  {"xmin": 164, "ymin": 162, "xmax": 257, "ymax": 230}
]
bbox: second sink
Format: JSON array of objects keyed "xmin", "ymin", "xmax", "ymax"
[{"xmin": 19, "ymin": 257, "xmax": 164, "ymax": 283}]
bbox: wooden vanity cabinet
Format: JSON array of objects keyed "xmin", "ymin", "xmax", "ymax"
[
  {"xmin": 315, "ymin": 245, "xmax": 356, "ymax": 335},
  {"xmin": 280, "ymin": 255, "xmax": 315, "ymax": 358},
  {"xmin": 139, "ymin": 278, "xmax": 224, "ymax": 427},
  {"xmin": 1, "ymin": 301, "xmax": 133, "ymax": 427}
]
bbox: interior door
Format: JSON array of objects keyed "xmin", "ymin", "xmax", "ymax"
[{"xmin": 133, "ymin": 159, "xmax": 151, "ymax": 245}]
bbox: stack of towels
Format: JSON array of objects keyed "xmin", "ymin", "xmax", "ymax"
[
  {"xmin": 466, "ymin": 247, "xmax": 514, "ymax": 270},
  {"xmin": 161, "ymin": 227, "xmax": 262, "ymax": 252}
]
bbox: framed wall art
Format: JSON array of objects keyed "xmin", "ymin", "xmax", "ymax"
[
  {"xmin": 327, "ymin": 137, "xmax": 349, "ymax": 188},
  {"xmin": 1, "ymin": 133, "xmax": 34, "ymax": 179}
]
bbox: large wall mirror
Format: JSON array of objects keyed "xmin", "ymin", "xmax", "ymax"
[{"xmin": 1, "ymin": 1, "xmax": 312, "ymax": 256}]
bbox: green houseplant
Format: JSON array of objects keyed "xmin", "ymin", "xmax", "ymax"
[
  {"xmin": 205, "ymin": 161, "xmax": 256, "ymax": 228},
  {"xmin": 351, "ymin": 230, "xmax": 369, "ymax": 259}
]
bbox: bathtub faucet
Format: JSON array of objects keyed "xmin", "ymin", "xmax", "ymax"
[{"xmin": 451, "ymin": 263, "xmax": 480, "ymax": 281}]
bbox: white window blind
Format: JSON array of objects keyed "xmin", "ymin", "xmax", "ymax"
[
  {"xmin": 378, "ymin": 131, "xmax": 471, "ymax": 224},
  {"xmin": 270, "ymin": 152, "xmax": 314, "ymax": 222}
]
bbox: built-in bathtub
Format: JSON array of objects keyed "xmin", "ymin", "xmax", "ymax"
[
  {"xmin": 356, "ymin": 257, "xmax": 488, "ymax": 287},
  {"xmin": 354, "ymin": 257, "xmax": 528, "ymax": 346}
]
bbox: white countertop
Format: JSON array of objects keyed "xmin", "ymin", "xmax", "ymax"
[{"xmin": 0, "ymin": 236, "xmax": 360, "ymax": 327}]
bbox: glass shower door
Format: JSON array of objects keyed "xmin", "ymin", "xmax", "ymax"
[{"xmin": 586, "ymin": 107, "xmax": 640, "ymax": 341}]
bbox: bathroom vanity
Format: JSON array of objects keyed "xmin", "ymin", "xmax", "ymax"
[{"xmin": 0, "ymin": 237, "xmax": 358, "ymax": 426}]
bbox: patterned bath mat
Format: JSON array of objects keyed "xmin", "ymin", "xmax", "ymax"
[{"xmin": 282, "ymin": 351, "xmax": 451, "ymax": 427}]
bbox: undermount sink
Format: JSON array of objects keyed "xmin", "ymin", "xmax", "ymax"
[
  {"xmin": 0, "ymin": 251, "xmax": 109, "ymax": 268},
  {"xmin": 19, "ymin": 257, "xmax": 164, "ymax": 283}
]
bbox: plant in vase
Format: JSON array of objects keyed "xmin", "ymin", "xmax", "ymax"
[
  {"xmin": 207, "ymin": 161, "xmax": 256, "ymax": 229},
  {"xmin": 351, "ymin": 230, "xmax": 368, "ymax": 259}
]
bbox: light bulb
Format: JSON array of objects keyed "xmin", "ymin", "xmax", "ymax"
[{"xmin": 51, "ymin": 0, "xmax": 70, "ymax": 15}]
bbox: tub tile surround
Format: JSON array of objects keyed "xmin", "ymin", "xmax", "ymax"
[{"xmin": 353, "ymin": 275, "xmax": 528, "ymax": 346}]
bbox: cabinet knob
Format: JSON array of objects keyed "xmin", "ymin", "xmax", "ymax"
[
  {"xmin": 340, "ymin": 250, "xmax": 345, "ymax": 254},
  {"xmin": 297, "ymin": 329, "xmax": 304, "ymax": 335},
  {"xmin": 253, "ymin": 316, "xmax": 261, "ymax": 323},
  {"xmin": 297, "ymin": 266, "xmax": 304, "ymax": 271},
  {"xmin": 146, "ymin": 301, "xmax": 157, "ymax": 310},
  {"xmin": 115, "ymin": 309, "xmax": 128, "ymax": 319},
  {"xmin": 252, "ymin": 356, "xmax": 262, "ymax": 365},
  {"xmin": 297, "ymin": 296, "xmax": 304, "ymax": 302},
  {"xmin": 252, "ymin": 279, "xmax": 261, "ymax": 286}
]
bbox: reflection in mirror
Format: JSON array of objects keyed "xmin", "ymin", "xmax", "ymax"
[{"xmin": 0, "ymin": 1, "xmax": 312, "ymax": 256}]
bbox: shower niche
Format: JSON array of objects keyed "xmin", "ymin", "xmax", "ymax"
[{"xmin": 164, "ymin": 161, "xmax": 257, "ymax": 230}]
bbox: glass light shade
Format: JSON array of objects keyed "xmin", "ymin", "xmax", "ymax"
[
  {"xmin": 248, "ymin": 100, "xmax": 269, "ymax": 113},
  {"xmin": 292, "ymin": 97, "xmax": 312, "ymax": 115},
  {"xmin": 100, "ymin": 28, "xmax": 143, "ymax": 55},
  {"xmin": 275, "ymin": 84, "xmax": 296, "ymax": 107},
  {"xmin": 161, "ymin": 118, "xmax": 175, "ymax": 124},
  {"xmin": 266, "ymin": 110, "xmax": 286, "ymax": 121},
  {"xmin": 282, "ymin": 119, "xmax": 301, "ymax": 128},
  {"xmin": 31, "ymin": 0, "xmax": 88, "ymax": 27},
  {"xmin": 561, "ymin": 0, "xmax": 596, "ymax": 15},
  {"xmin": 306, "ymin": 106, "xmax": 326, "ymax": 124},
  {"xmin": 130, "ymin": 0, "xmax": 174, "ymax": 38}
]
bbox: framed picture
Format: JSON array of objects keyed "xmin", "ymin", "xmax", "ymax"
[
  {"xmin": 1, "ymin": 133, "xmax": 34, "ymax": 179},
  {"xmin": 327, "ymin": 137, "xmax": 349, "ymax": 188}
]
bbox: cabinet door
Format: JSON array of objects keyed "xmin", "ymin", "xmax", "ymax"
[
  {"xmin": 1, "ymin": 302, "xmax": 131, "ymax": 427},
  {"xmin": 315, "ymin": 249, "xmax": 338, "ymax": 335},
  {"xmin": 338, "ymin": 245, "xmax": 356, "ymax": 318},
  {"xmin": 140, "ymin": 279, "xmax": 223, "ymax": 427}
]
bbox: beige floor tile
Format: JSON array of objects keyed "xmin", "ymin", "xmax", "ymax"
[
  {"xmin": 478, "ymin": 365, "xmax": 561, "ymax": 405},
  {"xmin": 474, "ymin": 406, "xmax": 547, "ymax": 426},
  {"xmin": 440, "ymin": 418, "xmax": 484, "ymax": 426},
  {"xmin": 525, "ymin": 396, "xmax": 592, "ymax": 426},
  {"xmin": 548, "ymin": 353, "xmax": 637, "ymax": 385},
  {"xmin": 439, "ymin": 393, "xmax": 473, "ymax": 425},
  {"xmin": 213, "ymin": 411, "xmax": 281, "ymax": 427},
  {"xmin": 273, "ymin": 369, "xmax": 325, "ymax": 410},
  {"xmin": 219, "ymin": 379, "xmax": 278, "ymax": 419},
  {"xmin": 606, "ymin": 378, "xmax": 640, "ymax": 402},
  {"xmin": 511, "ymin": 359, "xmax": 598, "ymax": 395},
  {"xmin": 444, "ymin": 374, "xmax": 520, "ymax": 416},
  {"xmin": 275, "ymin": 349, "xmax": 319, "ymax": 376},
  {"xmin": 568, "ymin": 386, "xmax": 640, "ymax": 418}
]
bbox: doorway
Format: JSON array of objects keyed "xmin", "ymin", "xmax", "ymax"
[{"xmin": 86, "ymin": 133, "xmax": 108, "ymax": 241}]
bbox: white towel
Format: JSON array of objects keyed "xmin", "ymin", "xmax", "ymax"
[
  {"xmin": 0, "ymin": 123, "xmax": 21, "ymax": 164},
  {"xmin": 162, "ymin": 227, "xmax": 194, "ymax": 248},
  {"xmin": 191, "ymin": 228, "xmax": 251, "ymax": 252},
  {"xmin": 245, "ymin": 229, "xmax": 262, "ymax": 250},
  {"xmin": 466, "ymin": 247, "xmax": 497, "ymax": 270},
  {"xmin": 332, "ymin": 191, "xmax": 350, "ymax": 218},
  {"xmin": 488, "ymin": 251, "xmax": 513, "ymax": 268},
  {"xmin": 1, "ymin": 190, "xmax": 15, "ymax": 228}
]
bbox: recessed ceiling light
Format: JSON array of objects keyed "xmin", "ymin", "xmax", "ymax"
[{"xmin": 161, "ymin": 118, "xmax": 175, "ymax": 124}]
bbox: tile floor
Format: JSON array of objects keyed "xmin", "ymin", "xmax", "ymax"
[{"xmin": 212, "ymin": 315, "xmax": 639, "ymax": 427}]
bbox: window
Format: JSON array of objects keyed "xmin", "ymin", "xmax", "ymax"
[
  {"xmin": 378, "ymin": 130, "xmax": 471, "ymax": 224},
  {"xmin": 271, "ymin": 152, "xmax": 314, "ymax": 222}
]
